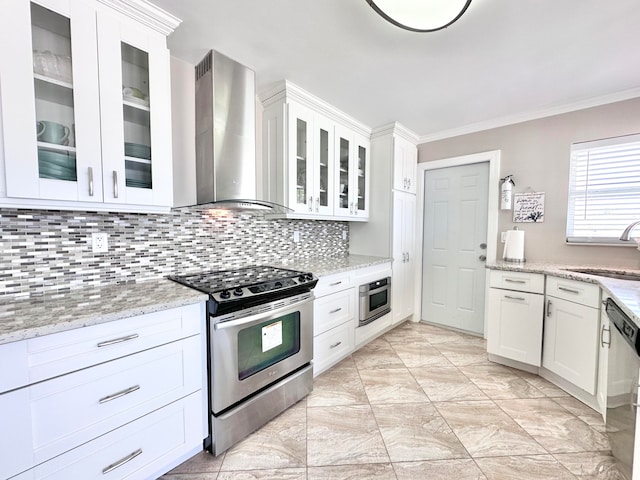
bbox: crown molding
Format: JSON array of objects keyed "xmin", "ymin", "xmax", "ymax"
[
  {"xmin": 371, "ymin": 122, "xmax": 419, "ymax": 144},
  {"xmin": 418, "ymin": 87, "xmax": 640, "ymax": 144},
  {"xmin": 260, "ymin": 80, "xmax": 372, "ymax": 137},
  {"xmin": 97, "ymin": 0, "xmax": 181, "ymax": 36}
]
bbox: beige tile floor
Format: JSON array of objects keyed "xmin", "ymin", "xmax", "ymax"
[{"xmin": 161, "ymin": 321, "xmax": 624, "ymax": 480}]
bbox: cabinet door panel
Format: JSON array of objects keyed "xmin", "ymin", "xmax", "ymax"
[
  {"xmin": 487, "ymin": 289, "xmax": 543, "ymax": 366},
  {"xmin": 313, "ymin": 321, "xmax": 355, "ymax": 376},
  {"xmin": 314, "ymin": 114, "xmax": 334, "ymax": 215},
  {"xmin": 334, "ymin": 125, "xmax": 352, "ymax": 217},
  {"xmin": 286, "ymin": 102, "xmax": 314, "ymax": 214},
  {"xmin": 543, "ymin": 297, "xmax": 599, "ymax": 394}
]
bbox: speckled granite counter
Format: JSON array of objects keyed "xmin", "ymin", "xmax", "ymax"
[
  {"xmin": 276, "ymin": 254, "xmax": 391, "ymax": 277},
  {"xmin": 487, "ymin": 261, "xmax": 640, "ymax": 327},
  {"xmin": 0, "ymin": 279, "xmax": 207, "ymax": 345}
]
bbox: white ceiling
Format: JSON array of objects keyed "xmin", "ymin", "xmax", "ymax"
[{"xmin": 151, "ymin": 0, "xmax": 640, "ymax": 141}]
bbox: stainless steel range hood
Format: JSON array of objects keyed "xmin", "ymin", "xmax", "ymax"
[{"xmin": 194, "ymin": 50, "xmax": 289, "ymax": 213}]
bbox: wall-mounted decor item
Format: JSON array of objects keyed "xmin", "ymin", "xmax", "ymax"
[{"xmin": 513, "ymin": 192, "xmax": 545, "ymax": 222}]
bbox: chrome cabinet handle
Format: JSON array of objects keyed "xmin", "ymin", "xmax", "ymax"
[
  {"xmin": 504, "ymin": 295, "xmax": 525, "ymax": 301},
  {"xmin": 402, "ymin": 252, "xmax": 406, "ymax": 263},
  {"xmin": 407, "ymin": 178, "xmax": 411, "ymax": 189},
  {"xmin": 403, "ymin": 178, "xmax": 408, "ymax": 189},
  {"xmin": 315, "ymin": 197, "xmax": 319, "ymax": 212},
  {"xmin": 406, "ymin": 252, "xmax": 409, "ymax": 262},
  {"xmin": 329, "ymin": 281, "xmax": 342, "ymax": 286},
  {"xmin": 329, "ymin": 307, "xmax": 342, "ymax": 314},
  {"xmin": 558, "ymin": 286, "xmax": 580, "ymax": 294},
  {"xmin": 102, "ymin": 448, "xmax": 143, "ymax": 474},
  {"xmin": 308, "ymin": 196, "xmax": 313, "ymax": 212},
  {"xmin": 330, "ymin": 341, "xmax": 342, "ymax": 349},
  {"xmin": 113, "ymin": 171, "xmax": 118, "ymax": 199},
  {"xmin": 99, "ymin": 385, "xmax": 140, "ymax": 404},
  {"xmin": 547, "ymin": 299, "xmax": 552, "ymax": 317},
  {"xmin": 97, "ymin": 333, "xmax": 139, "ymax": 348},
  {"xmin": 350, "ymin": 202, "xmax": 354, "ymax": 214},
  {"xmin": 601, "ymin": 325, "xmax": 611, "ymax": 348},
  {"xmin": 88, "ymin": 167, "xmax": 94, "ymax": 197},
  {"xmin": 505, "ymin": 278, "xmax": 526, "ymax": 284}
]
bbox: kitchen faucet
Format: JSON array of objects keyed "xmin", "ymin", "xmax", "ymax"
[{"xmin": 619, "ymin": 220, "xmax": 640, "ymax": 240}]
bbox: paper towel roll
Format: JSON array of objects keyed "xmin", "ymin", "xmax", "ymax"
[{"xmin": 503, "ymin": 229, "xmax": 525, "ymax": 263}]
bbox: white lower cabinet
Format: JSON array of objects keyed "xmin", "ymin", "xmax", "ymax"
[
  {"xmin": 314, "ymin": 321, "xmax": 355, "ymax": 376},
  {"xmin": 0, "ymin": 302, "xmax": 206, "ymax": 480},
  {"xmin": 486, "ymin": 271, "xmax": 544, "ymax": 366},
  {"xmin": 543, "ymin": 295, "xmax": 600, "ymax": 395},
  {"xmin": 597, "ymin": 306, "xmax": 610, "ymax": 416}
]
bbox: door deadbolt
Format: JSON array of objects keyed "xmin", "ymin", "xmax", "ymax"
[{"xmin": 480, "ymin": 243, "xmax": 487, "ymax": 249}]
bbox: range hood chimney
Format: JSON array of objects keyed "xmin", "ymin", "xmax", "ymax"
[{"xmin": 194, "ymin": 50, "xmax": 288, "ymax": 213}]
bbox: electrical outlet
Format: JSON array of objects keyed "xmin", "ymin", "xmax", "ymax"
[
  {"xmin": 293, "ymin": 231, "xmax": 300, "ymax": 243},
  {"xmin": 501, "ymin": 232, "xmax": 507, "ymax": 243},
  {"xmin": 92, "ymin": 232, "xmax": 108, "ymax": 253},
  {"xmin": 342, "ymin": 230, "xmax": 348, "ymax": 241}
]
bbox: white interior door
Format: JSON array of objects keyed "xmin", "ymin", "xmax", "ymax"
[{"xmin": 421, "ymin": 162, "xmax": 489, "ymax": 334}]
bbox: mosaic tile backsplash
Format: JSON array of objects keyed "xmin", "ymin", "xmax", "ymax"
[{"xmin": 0, "ymin": 206, "xmax": 349, "ymax": 298}]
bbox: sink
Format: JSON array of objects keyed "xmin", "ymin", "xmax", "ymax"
[{"xmin": 563, "ymin": 268, "xmax": 640, "ymax": 281}]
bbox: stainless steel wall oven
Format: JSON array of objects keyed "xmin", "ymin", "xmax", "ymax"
[
  {"xmin": 171, "ymin": 266, "xmax": 317, "ymax": 455},
  {"xmin": 359, "ymin": 277, "xmax": 391, "ymax": 326}
]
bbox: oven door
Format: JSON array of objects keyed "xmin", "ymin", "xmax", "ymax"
[{"xmin": 210, "ymin": 292, "xmax": 313, "ymax": 414}]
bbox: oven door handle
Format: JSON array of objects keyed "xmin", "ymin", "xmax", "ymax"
[
  {"xmin": 213, "ymin": 296, "xmax": 313, "ymax": 330},
  {"xmin": 361, "ymin": 284, "xmax": 390, "ymax": 297}
]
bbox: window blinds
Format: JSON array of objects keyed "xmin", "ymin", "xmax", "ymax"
[{"xmin": 566, "ymin": 134, "xmax": 640, "ymax": 244}]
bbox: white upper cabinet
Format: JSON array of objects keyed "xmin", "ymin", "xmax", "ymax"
[
  {"xmin": 392, "ymin": 135, "xmax": 417, "ymax": 194},
  {"xmin": 0, "ymin": 0, "xmax": 179, "ymax": 212},
  {"xmin": 260, "ymin": 81, "xmax": 371, "ymax": 221}
]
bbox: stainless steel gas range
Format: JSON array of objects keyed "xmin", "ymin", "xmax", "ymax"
[{"xmin": 170, "ymin": 266, "xmax": 318, "ymax": 455}]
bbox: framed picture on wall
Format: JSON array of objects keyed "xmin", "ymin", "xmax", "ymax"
[{"xmin": 513, "ymin": 192, "xmax": 545, "ymax": 222}]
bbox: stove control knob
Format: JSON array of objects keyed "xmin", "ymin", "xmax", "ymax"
[
  {"xmin": 304, "ymin": 273, "xmax": 313, "ymax": 281},
  {"xmin": 220, "ymin": 290, "xmax": 231, "ymax": 300},
  {"xmin": 298, "ymin": 275, "xmax": 307, "ymax": 282},
  {"xmin": 233, "ymin": 288, "xmax": 243, "ymax": 297},
  {"xmin": 274, "ymin": 281, "xmax": 282, "ymax": 289}
]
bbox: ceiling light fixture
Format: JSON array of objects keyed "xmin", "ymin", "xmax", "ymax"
[{"xmin": 366, "ymin": 0, "xmax": 472, "ymax": 32}]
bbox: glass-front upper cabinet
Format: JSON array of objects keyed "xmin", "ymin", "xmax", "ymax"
[
  {"xmin": 335, "ymin": 130, "xmax": 352, "ymax": 217},
  {"xmin": 1, "ymin": 0, "xmax": 103, "ymax": 202},
  {"xmin": 334, "ymin": 126, "xmax": 369, "ymax": 219},
  {"xmin": 96, "ymin": 4, "xmax": 173, "ymax": 207},
  {"xmin": 355, "ymin": 134, "xmax": 369, "ymax": 217},
  {"xmin": 313, "ymin": 115, "xmax": 334, "ymax": 216},
  {"xmin": 287, "ymin": 103, "xmax": 313, "ymax": 214}
]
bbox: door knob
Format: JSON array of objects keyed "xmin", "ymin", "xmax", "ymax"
[
  {"xmin": 479, "ymin": 255, "xmax": 486, "ymax": 261},
  {"xmin": 480, "ymin": 243, "xmax": 487, "ymax": 249}
]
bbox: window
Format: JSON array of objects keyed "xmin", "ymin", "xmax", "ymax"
[{"xmin": 566, "ymin": 134, "xmax": 640, "ymax": 244}]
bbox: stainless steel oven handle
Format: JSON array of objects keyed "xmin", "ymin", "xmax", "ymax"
[
  {"xmin": 214, "ymin": 296, "xmax": 314, "ymax": 330},
  {"xmin": 361, "ymin": 284, "xmax": 390, "ymax": 297}
]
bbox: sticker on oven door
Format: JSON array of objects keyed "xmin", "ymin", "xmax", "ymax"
[{"xmin": 262, "ymin": 321, "xmax": 283, "ymax": 352}]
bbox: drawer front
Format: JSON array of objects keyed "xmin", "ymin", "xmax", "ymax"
[
  {"xmin": 0, "ymin": 388, "xmax": 33, "ymax": 480},
  {"xmin": 313, "ymin": 321, "xmax": 355, "ymax": 376},
  {"xmin": 0, "ymin": 340, "xmax": 29, "ymax": 393},
  {"xmin": 29, "ymin": 335, "xmax": 202, "ymax": 465},
  {"xmin": 24, "ymin": 392, "xmax": 203, "ymax": 480},
  {"xmin": 546, "ymin": 276, "xmax": 600, "ymax": 308},
  {"xmin": 315, "ymin": 272, "xmax": 353, "ymax": 298},
  {"xmin": 314, "ymin": 288, "xmax": 355, "ymax": 336},
  {"xmin": 489, "ymin": 270, "xmax": 544, "ymax": 293},
  {"xmin": 25, "ymin": 302, "xmax": 204, "ymax": 387}
]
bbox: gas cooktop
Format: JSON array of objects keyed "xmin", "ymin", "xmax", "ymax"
[{"xmin": 169, "ymin": 265, "xmax": 317, "ymax": 315}]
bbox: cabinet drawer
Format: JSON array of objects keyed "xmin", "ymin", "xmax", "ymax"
[
  {"xmin": 489, "ymin": 270, "xmax": 544, "ymax": 293},
  {"xmin": 315, "ymin": 272, "xmax": 353, "ymax": 298},
  {"xmin": 313, "ymin": 321, "xmax": 355, "ymax": 376},
  {"xmin": 546, "ymin": 276, "xmax": 600, "ymax": 308},
  {"xmin": 314, "ymin": 288, "xmax": 355, "ymax": 336},
  {"xmin": 1, "ymin": 335, "xmax": 202, "ymax": 478},
  {"xmin": 20, "ymin": 392, "xmax": 203, "ymax": 480},
  {"xmin": 23, "ymin": 303, "xmax": 202, "ymax": 390}
]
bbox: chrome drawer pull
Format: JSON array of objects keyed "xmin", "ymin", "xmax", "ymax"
[
  {"xmin": 547, "ymin": 299, "xmax": 552, "ymax": 317},
  {"xmin": 558, "ymin": 286, "xmax": 580, "ymax": 294},
  {"xmin": 504, "ymin": 295, "xmax": 525, "ymax": 301},
  {"xmin": 99, "ymin": 385, "xmax": 140, "ymax": 404},
  {"xmin": 102, "ymin": 448, "xmax": 142, "ymax": 474},
  {"xmin": 504, "ymin": 278, "xmax": 526, "ymax": 284},
  {"xmin": 88, "ymin": 167, "xmax": 94, "ymax": 197},
  {"xmin": 329, "ymin": 281, "xmax": 342, "ymax": 286},
  {"xmin": 330, "ymin": 341, "xmax": 342, "ymax": 349},
  {"xmin": 97, "ymin": 333, "xmax": 139, "ymax": 348},
  {"xmin": 329, "ymin": 307, "xmax": 342, "ymax": 314},
  {"xmin": 113, "ymin": 170, "xmax": 118, "ymax": 199}
]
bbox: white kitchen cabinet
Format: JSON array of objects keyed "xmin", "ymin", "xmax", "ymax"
[
  {"xmin": 0, "ymin": 0, "xmax": 178, "ymax": 212},
  {"xmin": 392, "ymin": 134, "xmax": 417, "ymax": 194},
  {"xmin": 0, "ymin": 302, "xmax": 205, "ymax": 480},
  {"xmin": 597, "ymin": 305, "xmax": 610, "ymax": 416},
  {"xmin": 391, "ymin": 190, "xmax": 416, "ymax": 324},
  {"xmin": 486, "ymin": 270, "xmax": 544, "ymax": 366},
  {"xmin": 260, "ymin": 81, "xmax": 371, "ymax": 221},
  {"xmin": 350, "ymin": 124, "xmax": 419, "ymax": 323},
  {"xmin": 543, "ymin": 278, "xmax": 601, "ymax": 395}
]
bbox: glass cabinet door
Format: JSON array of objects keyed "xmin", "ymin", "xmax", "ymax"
[
  {"xmin": 314, "ymin": 115, "xmax": 333, "ymax": 215},
  {"xmin": 355, "ymin": 138, "xmax": 369, "ymax": 216},
  {"xmin": 334, "ymin": 126, "xmax": 352, "ymax": 216},
  {"xmin": 287, "ymin": 103, "xmax": 313, "ymax": 213}
]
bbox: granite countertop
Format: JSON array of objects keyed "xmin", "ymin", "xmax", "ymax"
[
  {"xmin": 276, "ymin": 254, "xmax": 392, "ymax": 277},
  {"xmin": 487, "ymin": 261, "xmax": 640, "ymax": 327},
  {"xmin": 0, "ymin": 279, "xmax": 207, "ymax": 345}
]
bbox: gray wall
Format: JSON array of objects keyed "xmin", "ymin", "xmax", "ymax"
[
  {"xmin": 418, "ymin": 97, "xmax": 640, "ymax": 267},
  {"xmin": 0, "ymin": 207, "xmax": 348, "ymax": 298}
]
